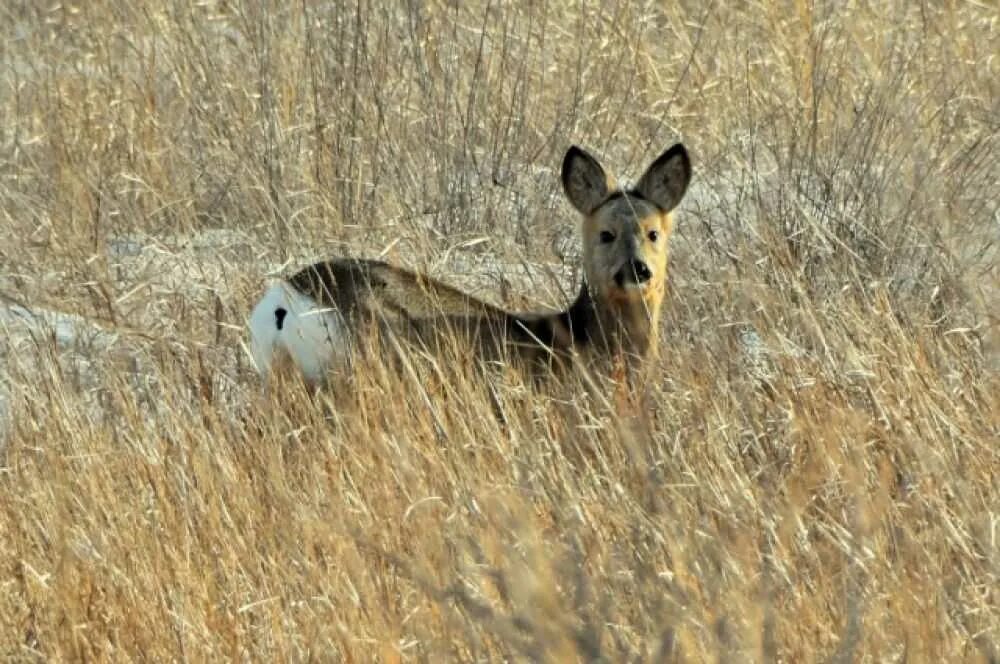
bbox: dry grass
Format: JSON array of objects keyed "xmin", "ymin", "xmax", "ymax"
[{"xmin": 1, "ymin": 1, "xmax": 998, "ymax": 661}]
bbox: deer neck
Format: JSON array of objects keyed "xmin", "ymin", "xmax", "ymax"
[{"xmin": 565, "ymin": 283, "xmax": 661, "ymax": 360}]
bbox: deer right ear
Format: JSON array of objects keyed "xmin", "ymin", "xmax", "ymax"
[{"xmin": 561, "ymin": 146, "xmax": 613, "ymax": 214}]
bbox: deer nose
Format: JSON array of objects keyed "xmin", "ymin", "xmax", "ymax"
[
  {"xmin": 630, "ymin": 259, "xmax": 652, "ymax": 283},
  {"xmin": 615, "ymin": 260, "xmax": 652, "ymax": 286}
]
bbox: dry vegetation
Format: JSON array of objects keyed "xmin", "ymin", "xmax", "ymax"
[{"xmin": 1, "ymin": 0, "xmax": 998, "ymax": 661}]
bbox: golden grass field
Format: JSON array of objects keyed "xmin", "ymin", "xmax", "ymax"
[{"xmin": 1, "ymin": 1, "xmax": 997, "ymax": 661}]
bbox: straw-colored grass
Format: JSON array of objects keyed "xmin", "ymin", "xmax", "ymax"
[{"xmin": 0, "ymin": 1, "xmax": 997, "ymax": 660}]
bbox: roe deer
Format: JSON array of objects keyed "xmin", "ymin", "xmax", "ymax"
[{"xmin": 248, "ymin": 144, "xmax": 691, "ymax": 388}]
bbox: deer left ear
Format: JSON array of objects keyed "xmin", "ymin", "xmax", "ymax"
[
  {"xmin": 635, "ymin": 143, "xmax": 691, "ymax": 213},
  {"xmin": 562, "ymin": 145, "xmax": 615, "ymax": 215}
]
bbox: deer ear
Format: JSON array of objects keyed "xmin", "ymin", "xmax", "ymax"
[
  {"xmin": 634, "ymin": 144, "xmax": 691, "ymax": 212},
  {"xmin": 561, "ymin": 146, "xmax": 614, "ymax": 214}
]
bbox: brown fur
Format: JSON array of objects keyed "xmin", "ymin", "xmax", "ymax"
[{"xmin": 284, "ymin": 143, "xmax": 691, "ymax": 382}]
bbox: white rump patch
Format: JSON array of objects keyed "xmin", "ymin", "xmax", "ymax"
[{"xmin": 248, "ymin": 282, "xmax": 349, "ymax": 385}]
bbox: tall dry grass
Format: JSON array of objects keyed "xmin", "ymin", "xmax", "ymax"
[{"xmin": 0, "ymin": 1, "xmax": 997, "ymax": 660}]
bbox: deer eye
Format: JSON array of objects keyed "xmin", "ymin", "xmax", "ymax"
[
  {"xmin": 599, "ymin": 231, "xmax": 616, "ymax": 244},
  {"xmin": 647, "ymin": 230, "xmax": 659, "ymax": 242}
]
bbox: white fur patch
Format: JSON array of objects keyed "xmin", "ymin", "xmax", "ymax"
[{"xmin": 248, "ymin": 282, "xmax": 349, "ymax": 385}]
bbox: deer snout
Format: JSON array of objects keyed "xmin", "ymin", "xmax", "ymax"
[{"xmin": 614, "ymin": 259, "xmax": 652, "ymax": 287}]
